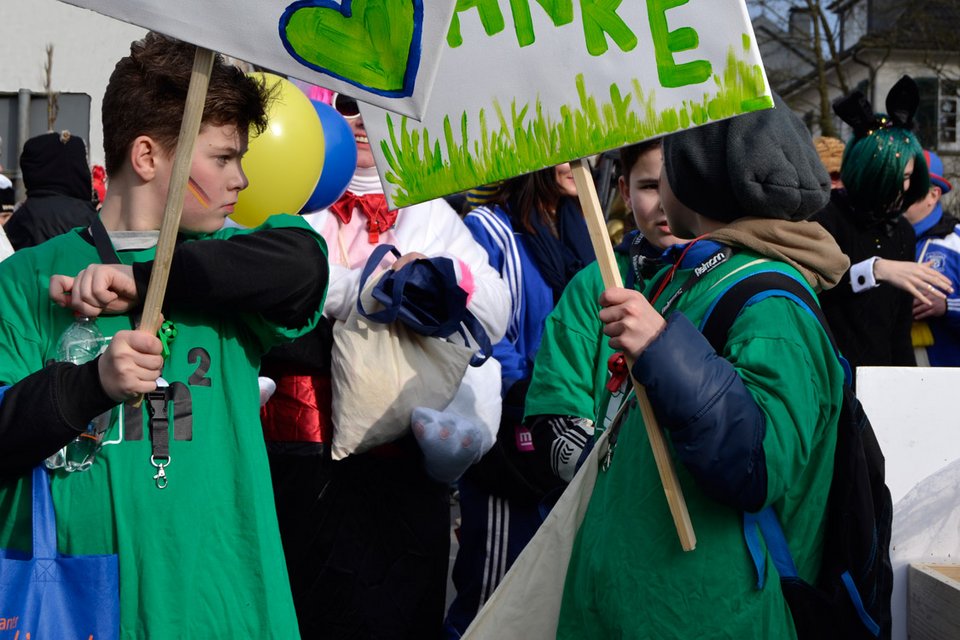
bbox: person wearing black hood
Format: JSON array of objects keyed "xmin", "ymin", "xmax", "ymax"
[{"xmin": 4, "ymin": 130, "xmax": 97, "ymax": 250}]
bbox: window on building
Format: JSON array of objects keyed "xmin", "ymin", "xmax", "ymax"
[
  {"xmin": 837, "ymin": 0, "xmax": 869, "ymax": 51},
  {"xmin": 915, "ymin": 77, "xmax": 960, "ymax": 151},
  {"xmin": 916, "ymin": 77, "xmax": 940, "ymax": 148},
  {"xmin": 940, "ymin": 80, "xmax": 959, "ymax": 148}
]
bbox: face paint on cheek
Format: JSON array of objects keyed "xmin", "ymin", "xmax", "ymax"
[{"xmin": 187, "ymin": 177, "xmax": 212, "ymax": 209}]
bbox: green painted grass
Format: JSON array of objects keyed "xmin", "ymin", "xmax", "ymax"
[{"xmin": 381, "ymin": 38, "xmax": 773, "ymax": 207}]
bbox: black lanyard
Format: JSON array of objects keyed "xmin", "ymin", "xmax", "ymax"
[
  {"xmin": 652, "ymin": 243, "xmax": 733, "ymax": 315},
  {"xmin": 87, "ymin": 216, "xmax": 122, "ymax": 266},
  {"xmin": 146, "ymin": 388, "xmax": 170, "ymax": 489},
  {"xmin": 88, "ymin": 217, "xmax": 171, "ymax": 488}
]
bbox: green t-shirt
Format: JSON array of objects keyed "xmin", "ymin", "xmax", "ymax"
[
  {"xmin": 529, "ymin": 249, "xmax": 844, "ymax": 639},
  {"xmin": 524, "ymin": 252, "xmax": 627, "ymax": 430},
  {"xmin": 0, "ymin": 214, "xmax": 326, "ymax": 638}
]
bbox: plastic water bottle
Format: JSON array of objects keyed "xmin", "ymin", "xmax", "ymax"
[
  {"xmin": 44, "ymin": 316, "xmax": 108, "ymax": 472},
  {"xmin": 56, "ymin": 315, "xmax": 105, "ymax": 365}
]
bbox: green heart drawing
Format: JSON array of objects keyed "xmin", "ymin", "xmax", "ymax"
[{"xmin": 280, "ymin": 0, "xmax": 422, "ymax": 97}]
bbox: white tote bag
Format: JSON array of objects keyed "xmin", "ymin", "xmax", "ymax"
[
  {"xmin": 461, "ymin": 428, "xmax": 612, "ymax": 640},
  {"xmin": 329, "ymin": 271, "xmax": 476, "ymax": 460}
]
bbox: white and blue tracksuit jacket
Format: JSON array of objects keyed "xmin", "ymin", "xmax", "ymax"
[{"xmin": 914, "ymin": 204, "xmax": 960, "ymax": 366}]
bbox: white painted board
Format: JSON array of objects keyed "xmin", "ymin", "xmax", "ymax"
[
  {"xmin": 55, "ymin": 0, "xmax": 455, "ymax": 119},
  {"xmin": 360, "ymin": 0, "xmax": 773, "ymax": 209}
]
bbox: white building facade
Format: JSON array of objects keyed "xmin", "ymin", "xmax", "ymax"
[
  {"xmin": 758, "ymin": 0, "xmax": 960, "ymax": 180},
  {"xmin": 1, "ymin": 0, "xmax": 145, "ymax": 193}
]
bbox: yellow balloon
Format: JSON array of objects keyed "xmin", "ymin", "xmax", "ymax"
[{"xmin": 230, "ymin": 72, "xmax": 325, "ymax": 228}]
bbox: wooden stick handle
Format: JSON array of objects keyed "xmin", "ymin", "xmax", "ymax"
[
  {"xmin": 131, "ymin": 48, "xmax": 214, "ymax": 409},
  {"xmin": 571, "ymin": 158, "xmax": 696, "ymax": 552},
  {"xmin": 139, "ymin": 47, "xmax": 216, "ymax": 335}
]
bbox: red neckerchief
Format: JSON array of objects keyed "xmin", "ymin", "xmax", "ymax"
[
  {"xmin": 329, "ymin": 191, "xmax": 396, "ymax": 243},
  {"xmin": 606, "ymin": 352, "xmax": 628, "ymax": 392},
  {"xmin": 608, "ymin": 235, "xmax": 711, "ymax": 395}
]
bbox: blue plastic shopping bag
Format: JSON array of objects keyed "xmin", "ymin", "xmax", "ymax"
[
  {"xmin": 357, "ymin": 244, "xmax": 492, "ymax": 365},
  {"xmin": 0, "ymin": 459, "xmax": 119, "ymax": 638}
]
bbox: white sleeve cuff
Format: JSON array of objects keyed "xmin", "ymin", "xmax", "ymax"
[{"xmin": 850, "ymin": 257, "xmax": 879, "ymax": 293}]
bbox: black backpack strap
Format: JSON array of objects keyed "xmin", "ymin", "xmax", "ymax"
[
  {"xmin": 88, "ymin": 216, "xmax": 122, "ymax": 265},
  {"xmin": 700, "ymin": 270, "xmax": 830, "ymax": 592},
  {"xmin": 701, "ymin": 270, "xmax": 888, "ymax": 637},
  {"xmin": 700, "ymin": 270, "xmax": 837, "ymax": 355}
]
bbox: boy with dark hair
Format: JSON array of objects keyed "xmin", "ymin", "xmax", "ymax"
[
  {"xmin": 100, "ymin": 33, "xmax": 270, "ymax": 178},
  {"xmin": 528, "ymin": 98, "xmax": 851, "ymax": 637},
  {"xmin": 0, "ymin": 32, "xmax": 327, "ymax": 637},
  {"xmin": 521, "ymin": 140, "xmax": 681, "ymax": 487},
  {"xmin": 616, "ymin": 139, "xmax": 684, "ymax": 283}
]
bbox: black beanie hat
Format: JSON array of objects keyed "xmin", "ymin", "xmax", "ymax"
[
  {"xmin": 0, "ymin": 184, "xmax": 13, "ymax": 211},
  {"xmin": 662, "ymin": 94, "xmax": 830, "ymax": 223},
  {"xmin": 20, "ymin": 131, "xmax": 93, "ymax": 201}
]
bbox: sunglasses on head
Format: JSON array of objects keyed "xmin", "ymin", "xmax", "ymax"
[{"xmin": 332, "ymin": 93, "xmax": 361, "ymax": 120}]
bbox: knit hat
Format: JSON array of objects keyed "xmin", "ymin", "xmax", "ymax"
[
  {"xmin": 0, "ymin": 174, "xmax": 13, "ymax": 212},
  {"xmin": 662, "ymin": 94, "xmax": 830, "ymax": 222},
  {"xmin": 20, "ymin": 131, "xmax": 93, "ymax": 201},
  {"xmin": 465, "ymin": 181, "xmax": 503, "ymax": 209},
  {"xmin": 0, "ymin": 189, "xmax": 13, "ymax": 213},
  {"xmin": 813, "ymin": 136, "xmax": 845, "ymax": 175},
  {"xmin": 923, "ymin": 150, "xmax": 952, "ymax": 194}
]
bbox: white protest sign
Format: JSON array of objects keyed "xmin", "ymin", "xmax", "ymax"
[
  {"xmin": 56, "ymin": 0, "xmax": 455, "ymax": 119},
  {"xmin": 361, "ymin": 0, "xmax": 773, "ymax": 209}
]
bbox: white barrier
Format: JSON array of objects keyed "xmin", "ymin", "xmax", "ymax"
[{"xmin": 856, "ymin": 366, "xmax": 960, "ymax": 640}]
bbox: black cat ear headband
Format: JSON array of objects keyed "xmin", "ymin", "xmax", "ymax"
[{"xmin": 832, "ymin": 75, "xmax": 919, "ymax": 138}]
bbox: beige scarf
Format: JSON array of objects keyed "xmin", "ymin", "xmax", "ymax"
[{"xmin": 709, "ymin": 217, "xmax": 850, "ymax": 292}]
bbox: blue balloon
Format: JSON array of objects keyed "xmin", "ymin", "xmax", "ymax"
[{"xmin": 300, "ymin": 100, "xmax": 358, "ymax": 212}]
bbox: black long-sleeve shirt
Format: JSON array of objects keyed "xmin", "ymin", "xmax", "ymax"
[{"xmin": 0, "ymin": 226, "xmax": 328, "ymax": 476}]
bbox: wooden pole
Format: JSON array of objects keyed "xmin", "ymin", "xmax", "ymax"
[
  {"xmin": 571, "ymin": 157, "xmax": 696, "ymax": 552},
  {"xmin": 139, "ymin": 47, "xmax": 216, "ymax": 336},
  {"xmin": 131, "ymin": 47, "xmax": 214, "ymax": 408}
]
